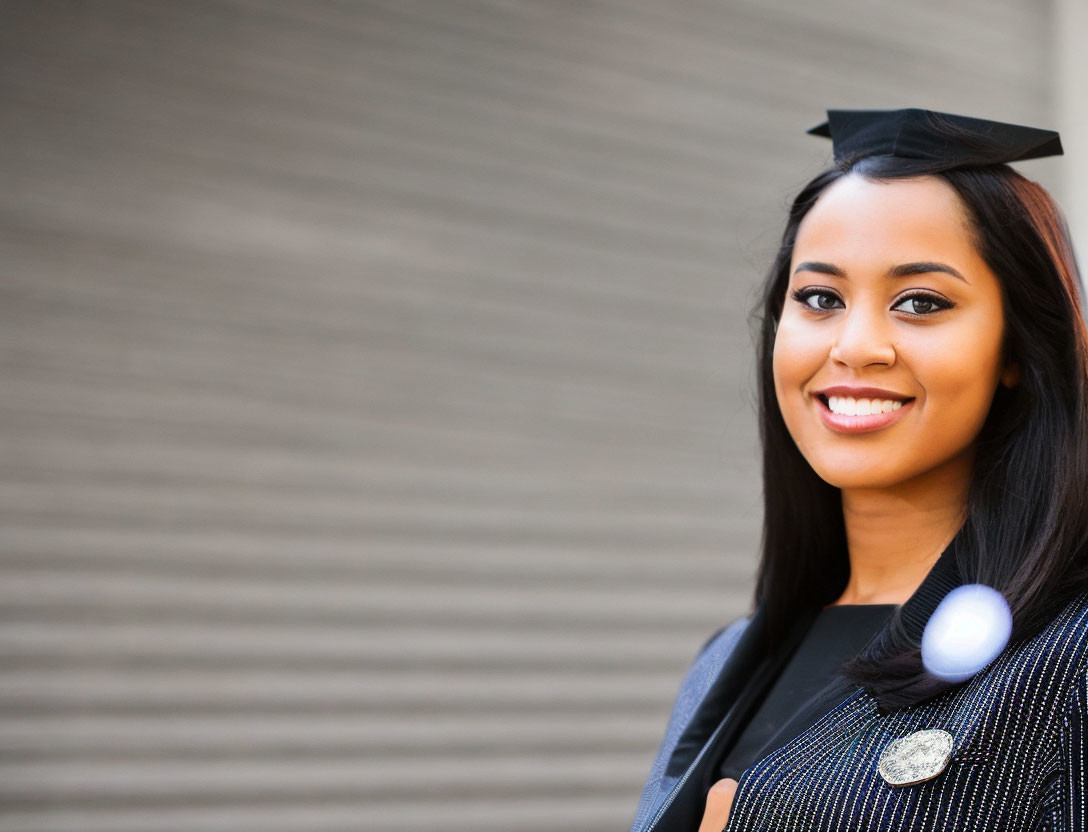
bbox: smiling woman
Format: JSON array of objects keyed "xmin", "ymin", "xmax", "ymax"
[
  {"xmin": 774, "ymin": 174, "xmax": 1019, "ymax": 492},
  {"xmin": 628, "ymin": 109, "xmax": 1088, "ymax": 832}
]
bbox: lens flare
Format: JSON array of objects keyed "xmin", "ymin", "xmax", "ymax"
[{"xmin": 921, "ymin": 584, "xmax": 1012, "ymax": 682}]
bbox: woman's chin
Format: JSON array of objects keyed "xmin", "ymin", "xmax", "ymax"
[{"xmin": 809, "ymin": 462, "xmax": 914, "ymax": 491}]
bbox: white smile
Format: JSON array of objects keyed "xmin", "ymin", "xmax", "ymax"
[{"xmin": 826, "ymin": 395, "xmax": 904, "ymax": 416}]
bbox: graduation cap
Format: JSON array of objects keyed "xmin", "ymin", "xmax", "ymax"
[{"xmin": 807, "ymin": 108, "xmax": 1062, "ymax": 167}]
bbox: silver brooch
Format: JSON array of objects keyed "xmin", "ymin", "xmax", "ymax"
[{"xmin": 878, "ymin": 728, "xmax": 954, "ymax": 786}]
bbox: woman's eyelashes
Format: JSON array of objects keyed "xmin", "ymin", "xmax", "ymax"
[
  {"xmin": 789, "ymin": 286, "xmax": 956, "ymax": 316},
  {"xmin": 791, "ymin": 287, "xmax": 842, "ymax": 311},
  {"xmin": 890, "ymin": 292, "xmax": 956, "ymax": 315}
]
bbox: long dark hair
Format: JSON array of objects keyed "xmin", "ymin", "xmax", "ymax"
[{"xmin": 752, "ymin": 153, "xmax": 1088, "ymax": 710}]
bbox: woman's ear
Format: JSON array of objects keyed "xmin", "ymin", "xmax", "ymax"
[{"xmin": 1000, "ymin": 361, "xmax": 1021, "ymax": 388}]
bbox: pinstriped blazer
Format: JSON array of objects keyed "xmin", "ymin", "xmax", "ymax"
[{"xmin": 629, "ymin": 589, "xmax": 1088, "ymax": 832}]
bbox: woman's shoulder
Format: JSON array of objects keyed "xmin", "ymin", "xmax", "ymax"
[
  {"xmin": 667, "ymin": 616, "xmax": 752, "ymax": 714},
  {"xmin": 696, "ymin": 614, "xmax": 751, "ymax": 660},
  {"xmin": 1023, "ymin": 588, "xmax": 1088, "ymax": 669},
  {"xmin": 1055, "ymin": 587, "xmax": 1088, "ymax": 628},
  {"xmin": 985, "ymin": 589, "xmax": 1088, "ymax": 704}
]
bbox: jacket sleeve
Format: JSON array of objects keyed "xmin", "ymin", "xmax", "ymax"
[
  {"xmin": 1057, "ymin": 659, "xmax": 1087, "ymax": 831},
  {"xmin": 1039, "ymin": 658, "xmax": 1088, "ymax": 831}
]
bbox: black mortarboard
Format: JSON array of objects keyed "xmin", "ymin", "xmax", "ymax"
[{"xmin": 806, "ymin": 108, "xmax": 1062, "ymax": 167}]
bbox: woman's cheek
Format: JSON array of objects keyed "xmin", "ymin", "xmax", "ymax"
[
  {"xmin": 772, "ymin": 319, "xmax": 823, "ymax": 417},
  {"xmin": 906, "ymin": 327, "xmax": 1003, "ymax": 430}
]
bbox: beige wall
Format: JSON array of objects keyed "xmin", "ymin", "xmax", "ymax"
[
  {"xmin": 1057, "ymin": 0, "xmax": 1088, "ymax": 280},
  {"xmin": 0, "ymin": 2, "xmax": 1067, "ymax": 830}
]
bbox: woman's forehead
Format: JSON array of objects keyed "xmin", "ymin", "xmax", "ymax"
[{"xmin": 792, "ymin": 174, "xmax": 980, "ymax": 269}]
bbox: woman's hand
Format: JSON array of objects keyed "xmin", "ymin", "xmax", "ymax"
[{"xmin": 697, "ymin": 777, "xmax": 739, "ymax": 832}]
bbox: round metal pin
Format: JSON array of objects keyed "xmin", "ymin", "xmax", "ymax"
[{"xmin": 878, "ymin": 728, "xmax": 954, "ymax": 786}]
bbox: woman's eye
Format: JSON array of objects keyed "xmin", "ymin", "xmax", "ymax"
[
  {"xmin": 792, "ymin": 289, "xmax": 843, "ymax": 311},
  {"xmin": 892, "ymin": 294, "xmax": 951, "ymax": 315}
]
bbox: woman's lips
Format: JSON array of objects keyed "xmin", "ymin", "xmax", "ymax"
[{"xmin": 815, "ymin": 394, "xmax": 914, "ymax": 433}]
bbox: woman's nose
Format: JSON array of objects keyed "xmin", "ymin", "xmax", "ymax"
[{"xmin": 827, "ymin": 307, "xmax": 896, "ymax": 368}]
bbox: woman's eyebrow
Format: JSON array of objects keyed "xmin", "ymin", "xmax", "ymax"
[{"xmin": 792, "ymin": 261, "xmax": 968, "ymax": 282}]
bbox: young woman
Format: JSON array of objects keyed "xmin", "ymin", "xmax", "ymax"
[{"xmin": 628, "ymin": 109, "xmax": 1088, "ymax": 832}]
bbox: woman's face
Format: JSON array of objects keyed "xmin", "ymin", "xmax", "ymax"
[{"xmin": 772, "ymin": 173, "xmax": 1019, "ymax": 490}]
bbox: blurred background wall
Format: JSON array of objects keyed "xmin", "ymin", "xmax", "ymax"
[{"xmin": 0, "ymin": 2, "xmax": 1074, "ymax": 831}]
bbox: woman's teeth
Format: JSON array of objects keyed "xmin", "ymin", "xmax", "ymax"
[{"xmin": 826, "ymin": 396, "xmax": 903, "ymax": 416}]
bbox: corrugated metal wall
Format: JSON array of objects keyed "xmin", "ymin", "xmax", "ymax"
[{"xmin": 0, "ymin": 2, "xmax": 1058, "ymax": 830}]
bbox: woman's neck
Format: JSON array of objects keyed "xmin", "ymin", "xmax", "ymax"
[{"xmin": 830, "ymin": 457, "xmax": 970, "ymax": 607}]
